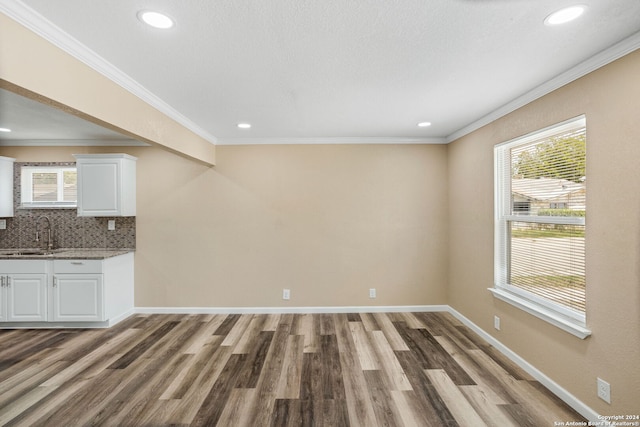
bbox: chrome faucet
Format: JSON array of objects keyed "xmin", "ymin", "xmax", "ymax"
[{"xmin": 35, "ymin": 215, "xmax": 54, "ymax": 251}]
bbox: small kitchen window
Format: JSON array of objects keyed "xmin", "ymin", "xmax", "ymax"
[{"xmin": 21, "ymin": 166, "xmax": 77, "ymax": 208}]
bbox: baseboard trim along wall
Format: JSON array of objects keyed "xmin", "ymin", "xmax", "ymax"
[
  {"xmin": 134, "ymin": 304, "xmax": 599, "ymax": 422},
  {"xmin": 134, "ymin": 305, "xmax": 449, "ymax": 315}
]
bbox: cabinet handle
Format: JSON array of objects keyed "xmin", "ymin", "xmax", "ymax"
[
  {"xmin": 71, "ymin": 262, "xmax": 84, "ymax": 265},
  {"xmin": 6, "ymin": 276, "xmax": 10, "ymax": 287},
  {"xmin": 0, "ymin": 276, "xmax": 4, "ymax": 287},
  {"xmin": 53, "ymin": 277, "xmax": 58, "ymax": 287}
]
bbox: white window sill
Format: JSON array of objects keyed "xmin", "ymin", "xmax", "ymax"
[
  {"xmin": 18, "ymin": 205, "xmax": 77, "ymax": 210},
  {"xmin": 488, "ymin": 287, "xmax": 592, "ymax": 339}
]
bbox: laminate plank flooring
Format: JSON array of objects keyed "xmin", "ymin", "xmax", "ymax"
[{"xmin": 0, "ymin": 312, "xmax": 586, "ymax": 426}]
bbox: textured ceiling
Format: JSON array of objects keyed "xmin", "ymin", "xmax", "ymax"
[{"xmin": 3, "ymin": 0, "xmax": 640, "ymax": 145}]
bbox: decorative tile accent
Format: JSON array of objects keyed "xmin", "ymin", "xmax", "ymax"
[{"xmin": 0, "ymin": 162, "xmax": 136, "ymax": 250}]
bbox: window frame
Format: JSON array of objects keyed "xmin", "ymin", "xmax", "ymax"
[
  {"xmin": 491, "ymin": 116, "xmax": 591, "ymax": 339},
  {"xmin": 20, "ymin": 166, "xmax": 78, "ymax": 208}
]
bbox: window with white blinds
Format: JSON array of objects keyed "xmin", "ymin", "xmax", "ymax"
[
  {"xmin": 493, "ymin": 116, "xmax": 590, "ymax": 338},
  {"xmin": 20, "ymin": 166, "xmax": 77, "ymax": 208}
]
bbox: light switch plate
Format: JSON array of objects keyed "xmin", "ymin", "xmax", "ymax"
[{"xmin": 108, "ymin": 220, "xmax": 116, "ymax": 231}]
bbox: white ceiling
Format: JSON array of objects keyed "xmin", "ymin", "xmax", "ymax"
[{"xmin": 2, "ymin": 0, "xmax": 640, "ymax": 146}]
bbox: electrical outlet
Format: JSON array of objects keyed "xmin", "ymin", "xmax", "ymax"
[
  {"xmin": 0, "ymin": 219, "xmax": 6, "ymax": 230},
  {"xmin": 282, "ymin": 289, "xmax": 290, "ymax": 300},
  {"xmin": 494, "ymin": 315, "xmax": 501, "ymax": 330},
  {"xmin": 597, "ymin": 377, "xmax": 611, "ymax": 403},
  {"xmin": 369, "ymin": 288, "xmax": 376, "ymax": 298},
  {"xmin": 108, "ymin": 220, "xmax": 116, "ymax": 231}
]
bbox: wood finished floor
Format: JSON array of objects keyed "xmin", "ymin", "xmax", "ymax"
[{"xmin": 0, "ymin": 312, "xmax": 586, "ymax": 426}]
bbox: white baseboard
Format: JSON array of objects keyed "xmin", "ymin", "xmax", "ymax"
[
  {"xmin": 134, "ymin": 305, "xmax": 449, "ymax": 315},
  {"xmin": 132, "ymin": 304, "xmax": 598, "ymax": 422},
  {"xmin": 108, "ymin": 308, "xmax": 136, "ymax": 327},
  {"xmin": 445, "ymin": 306, "xmax": 600, "ymax": 424}
]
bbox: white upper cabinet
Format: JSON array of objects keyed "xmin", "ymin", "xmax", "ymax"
[
  {"xmin": 74, "ymin": 154, "xmax": 136, "ymax": 217},
  {"xmin": 0, "ymin": 156, "xmax": 15, "ymax": 218}
]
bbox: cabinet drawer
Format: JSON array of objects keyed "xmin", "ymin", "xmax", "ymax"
[
  {"xmin": 53, "ymin": 259, "xmax": 103, "ymax": 274},
  {"xmin": 0, "ymin": 260, "xmax": 48, "ymax": 274}
]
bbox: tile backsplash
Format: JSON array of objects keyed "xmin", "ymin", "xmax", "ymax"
[{"xmin": 0, "ymin": 162, "xmax": 135, "ymax": 250}]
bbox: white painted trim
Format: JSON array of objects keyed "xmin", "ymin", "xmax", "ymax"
[
  {"xmin": 504, "ymin": 214, "xmax": 585, "ymax": 226},
  {"xmin": 107, "ymin": 308, "xmax": 135, "ymax": 327},
  {"xmin": 446, "ymin": 306, "xmax": 600, "ymax": 424},
  {"xmin": 215, "ymin": 137, "xmax": 447, "ymax": 146},
  {"xmin": 134, "ymin": 305, "xmax": 449, "ymax": 315},
  {"xmin": 0, "ymin": 1, "xmax": 217, "ymax": 146},
  {"xmin": 2, "ymin": 320, "xmax": 109, "ymax": 329},
  {"xmin": 0, "ymin": 309, "xmax": 133, "ymax": 329},
  {"xmin": 0, "ymin": 139, "xmax": 149, "ymax": 147},
  {"xmin": 488, "ymin": 287, "xmax": 591, "ymax": 339},
  {"xmin": 447, "ymin": 30, "xmax": 640, "ymax": 143}
]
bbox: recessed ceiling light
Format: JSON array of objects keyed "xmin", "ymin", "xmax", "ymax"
[
  {"xmin": 417, "ymin": 122, "xmax": 432, "ymax": 127},
  {"xmin": 137, "ymin": 10, "xmax": 175, "ymax": 29},
  {"xmin": 0, "ymin": 127, "xmax": 11, "ymax": 132},
  {"xmin": 544, "ymin": 5, "xmax": 586, "ymax": 26},
  {"xmin": 237, "ymin": 123, "xmax": 252, "ymax": 129}
]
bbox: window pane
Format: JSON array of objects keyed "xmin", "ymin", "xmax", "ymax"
[
  {"xmin": 510, "ymin": 130, "xmax": 586, "ymax": 216},
  {"xmin": 509, "ymin": 221, "xmax": 585, "ymax": 312},
  {"xmin": 32, "ymin": 172, "xmax": 58, "ymax": 202},
  {"xmin": 63, "ymin": 170, "xmax": 77, "ymax": 202}
]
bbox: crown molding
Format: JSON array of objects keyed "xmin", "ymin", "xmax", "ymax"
[
  {"xmin": 0, "ymin": 139, "xmax": 149, "ymax": 147},
  {"xmin": 446, "ymin": 30, "xmax": 640, "ymax": 143},
  {"xmin": 0, "ymin": 1, "xmax": 217, "ymax": 145},
  {"xmin": 216, "ymin": 136, "xmax": 447, "ymax": 146}
]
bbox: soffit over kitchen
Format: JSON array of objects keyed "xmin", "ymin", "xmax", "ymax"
[{"xmin": 0, "ymin": 88, "xmax": 146, "ymax": 147}]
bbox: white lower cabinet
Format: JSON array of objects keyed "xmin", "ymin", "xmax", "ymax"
[
  {"xmin": 52, "ymin": 259, "xmax": 105, "ymax": 322},
  {"xmin": 5, "ymin": 274, "xmax": 48, "ymax": 322},
  {"xmin": 0, "ymin": 260, "xmax": 48, "ymax": 322},
  {"xmin": 52, "ymin": 274, "xmax": 104, "ymax": 322},
  {"xmin": 0, "ymin": 253, "xmax": 133, "ymax": 327}
]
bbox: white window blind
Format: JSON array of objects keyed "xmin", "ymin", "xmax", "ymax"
[{"xmin": 493, "ymin": 116, "xmax": 589, "ymax": 337}]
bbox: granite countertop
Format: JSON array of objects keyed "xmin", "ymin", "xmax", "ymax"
[{"xmin": 0, "ymin": 248, "xmax": 134, "ymax": 260}]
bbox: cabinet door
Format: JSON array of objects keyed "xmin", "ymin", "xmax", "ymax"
[
  {"xmin": 0, "ymin": 156, "xmax": 15, "ymax": 218},
  {"xmin": 52, "ymin": 274, "xmax": 104, "ymax": 322},
  {"xmin": 77, "ymin": 161, "xmax": 120, "ymax": 216},
  {"xmin": 0, "ymin": 282, "xmax": 6, "ymax": 322},
  {"xmin": 6, "ymin": 274, "xmax": 48, "ymax": 322}
]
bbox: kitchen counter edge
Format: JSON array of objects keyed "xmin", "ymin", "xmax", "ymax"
[{"xmin": 0, "ymin": 249, "xmax": 135, "ymax": 260}]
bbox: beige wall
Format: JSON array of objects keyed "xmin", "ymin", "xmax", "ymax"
[
  {"xmin": 447, "ymin": 50, "xmax": 640, "ymax": 413},
  {"xmin": 137, "ymin": 144, "xmax": 449, "ymax": 307},
  {"xmin": 1, "ymin": 143, "xmax": 449, "ymax": 308}
]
